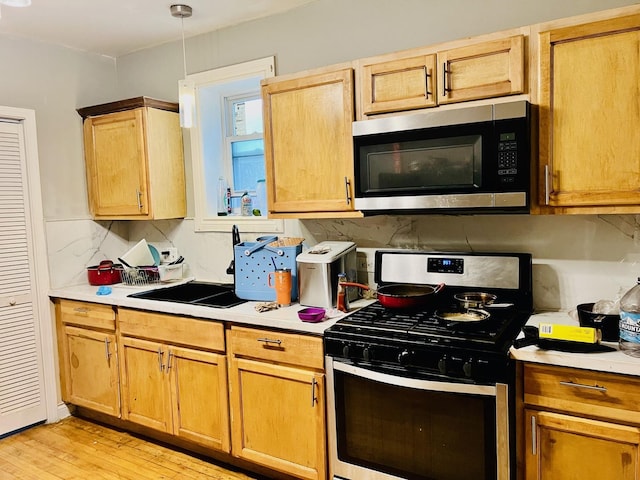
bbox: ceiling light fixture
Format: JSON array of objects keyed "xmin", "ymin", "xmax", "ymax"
[
  {"xmin": 171, "ymin": 4, "xmax": 194, "ymax": 128},
  {"xmin": 0, "ymin": 0, "xmax": 32, "ymax": 6}
]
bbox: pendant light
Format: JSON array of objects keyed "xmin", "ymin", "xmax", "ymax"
[
  {"xmin": 171, "ymin": 4, "xmax": 194, "ymax": 128},
  {"xmin": 0, "ymin": 0, "xmax": 32, "ymax": 6},
  {"xmin": 0, "ymin": 0, "xmax": 31, "ymax": 19}
]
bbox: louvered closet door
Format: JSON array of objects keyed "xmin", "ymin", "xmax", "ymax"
[{"xmin": 0, "ymin": 121, "xmax": 46, "ymax": 436}]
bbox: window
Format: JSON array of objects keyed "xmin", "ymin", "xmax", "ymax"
[{"xmin": 182, "ymin": 56, "xmax": 282, "ymax": 232}]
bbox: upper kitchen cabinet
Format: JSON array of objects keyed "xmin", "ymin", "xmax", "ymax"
[
  {"xmin": 261, "ymin": 65, "xmax": 362, "ymax": 219},
  {"xmin": 356, "ymin": 33, "xmax": 525, "ymax": 118},
  {"xmin": 537, "ymin": 12, "xmax": 640, "ymax": 213},
  {"xmin": 359, "ymin": 54, "xmax": 438, "ymax": 115},
  {"xmin": 77, "ymin": 97, "xmax": 186, "ymax": 220},
  {"xmin": 438, "ymin": 35, "xmax": 524, "ymax": 105}
]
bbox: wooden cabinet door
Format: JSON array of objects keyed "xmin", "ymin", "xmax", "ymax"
[
  {"xmin": 262, "ymin": 68, "xmax": 358, "ymax": 217},
  {"xmin": 438, "ymin": 35, "xmax": 524, "ymax": 104},
  {"xmin": 169, "ymin": 346, "xmax": 230, "ymax": 452},
  {"xmin": 539, "ymin": 15, "xmax": 640, "ymax": 209},
  {"xmin": 525, "ymin": 409, "xmax": 640, "ymax": 480},
  {"xmin": 119, "ymin": 337, "xmax": 172, "ymax": 433},
  {"xmin": 361, "ymin": 54, "xmax": 437, "ymax": 115},
  {"xmin": 228, "ymin": 357, "xmax": 326, "ymax": 480},
  {"xmin": 83, "ymin": 108, "xmax": 149, "ymax": 217},
  {"xmin": 62, "ymin": 326, "xmax": 119, "ymax": 416}
]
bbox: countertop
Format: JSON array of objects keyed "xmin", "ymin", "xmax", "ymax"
[
  {"xmin": 49, "ymin": 279, "xmax": 372, "ymax": 336},
  {"xmin": 50, "ymin": 281, "xmax": 640, "ymax": 377},
  {"xmin": 511, "ymin": 310, "xmax": 640, "ymax": 377}
]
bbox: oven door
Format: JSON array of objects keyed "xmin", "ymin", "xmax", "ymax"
[{"xmin": 325, "ymin": 356, "xmax": 511, "ymax": 480}]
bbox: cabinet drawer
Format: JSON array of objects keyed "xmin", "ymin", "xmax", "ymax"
[
  {"xmin": 524, "ymin": 363, "xmax": 640, "ymax": 425},
  {"xmin": 119, "ymin": 308, "xmax": 225, "ymax": 352},
  {"xmin": 58, "ymin": 299, "xmax": 115, "ymax": 330},
  {"xmin": 228, "ymin": 326, "xmax": 324, "ymax": 370}
]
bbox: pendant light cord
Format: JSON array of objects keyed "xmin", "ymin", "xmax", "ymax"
[{"xmin": 181, "ymin": 16, "xmax": 187, "ymax": 78}]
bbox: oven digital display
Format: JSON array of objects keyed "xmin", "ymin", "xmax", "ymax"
[{"xmin": 428, "ymin": 257, "xmax": 464, "ymax": 274}]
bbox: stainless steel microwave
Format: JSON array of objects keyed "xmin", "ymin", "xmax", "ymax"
[{"xmin": 353, "ymin": 100, "xmax": 531, "ymax": 214}]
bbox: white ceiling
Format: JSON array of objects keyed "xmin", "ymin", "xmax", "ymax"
[{"xmin": 0, "ymin": 0, "xmax": 317, "ymax": 57}]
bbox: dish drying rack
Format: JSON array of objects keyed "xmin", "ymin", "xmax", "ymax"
[{"xmin": 121, "ymin": 263, "xmax": 184, "ymax": 286}]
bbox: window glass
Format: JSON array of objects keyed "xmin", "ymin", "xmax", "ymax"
[{"xmin": 182, "ymin": 57, "xmax": 282, "ymax": 233}]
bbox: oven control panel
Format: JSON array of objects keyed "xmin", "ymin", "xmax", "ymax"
[{"xmin": 427, "ymin": 257, "xmax": 464, "ymax": 274}]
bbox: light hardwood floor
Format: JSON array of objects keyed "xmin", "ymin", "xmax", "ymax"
[{"xmin": 0, "ymin": 416, "xmax": 261, "ymax": 479}]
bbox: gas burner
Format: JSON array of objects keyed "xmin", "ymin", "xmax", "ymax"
[{"xmin": 325, "ymin": 251, "xmax": 533, "ymax": 383}]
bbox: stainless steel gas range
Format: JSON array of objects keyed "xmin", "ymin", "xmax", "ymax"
[{"xmin": 324, "ymin": 250, "xmax": 533, "ymax": 480}]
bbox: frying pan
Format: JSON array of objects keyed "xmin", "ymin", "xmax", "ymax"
[
  {"xmin": 435, "ymin": 308, "xmax": 490, "ymax": 323},
  {"xmin": 377, "ymin": 283, "xmax": 445, "ymax": 309},
  {"xmin": 340, "ymin": 282, "xmax": 445, "ymax": 309}
]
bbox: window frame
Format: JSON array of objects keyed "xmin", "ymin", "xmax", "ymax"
[{"xmin": 182, "ymin": 56, "xmax": 282, "ymax": 233}]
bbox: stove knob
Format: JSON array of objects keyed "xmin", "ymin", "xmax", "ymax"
[
  {"xmin": 398, "ymin": 349, "xmax": 411, "ymax": 366},
  {"xmin": 363, "ymin": 346, "xmax": 373, "ymax": 362},
  {"xmin": 342, "ymin": 344, "xmax": 350, "ymax": 358},
  {"xmin": 463, "ymin": 359, "xmax": 473, "ymax": 378},
  {"xmin": 438, "ymin": 355, "xmax": 448, "ymax": 375}
]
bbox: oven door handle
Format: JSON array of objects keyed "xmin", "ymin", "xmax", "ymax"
[{"xmin": 330, "ymin": 358, "xmax": 497, "ymax": 396}]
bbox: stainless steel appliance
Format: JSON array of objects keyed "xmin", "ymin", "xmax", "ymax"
[
  {"xmin": 297, "ymin": 241, "xmax": 358, "ymax": 308},
  {"xmin": 324, "ymin": 250, "xmax": 533, "ymax": 480},
  {"xmin": 353, "ymin": 100, "xmax": 531, "ymax": 214}
]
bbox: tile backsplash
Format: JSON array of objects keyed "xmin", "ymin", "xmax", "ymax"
[{"xmin": 46, "ymin": 214, "xmax": 640, "ymax": 313}]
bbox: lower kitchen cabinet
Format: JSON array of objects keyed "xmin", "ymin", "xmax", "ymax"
[
  {"xmin": 118, "ymin": 308, "xmax": 230, "ymax": 452},
  {"xmin": 55, "ymin": 299, "xmax": 120, "ymax": 417},
  {"xmin": 523, "ymin": 363, "xmax": 640, "ymax": 480},
  {"xmin": 227, "ymin": 326, "xmax": 326, "ymax": 480}
]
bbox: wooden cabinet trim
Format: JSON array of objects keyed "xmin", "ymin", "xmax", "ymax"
[{"xmin": 77, "ymin": 96, "xmax": 179, "ymax": 119}]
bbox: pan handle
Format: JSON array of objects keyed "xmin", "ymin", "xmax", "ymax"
[
  {"xmin": 339, "ymin": 281, "xmax": 370, "ymax": 290},
  {"xmin": 434, "ymin": 283, "xmax": 445, "ymax": 294}
]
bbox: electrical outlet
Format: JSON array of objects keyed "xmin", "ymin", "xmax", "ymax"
[{"xmin": 161, "ymin": 247, "xmax": 179, "ymax": 264}]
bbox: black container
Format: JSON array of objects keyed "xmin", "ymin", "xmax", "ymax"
[{"xmin": 577, "ymin": 303, "xmax": 620, "ymax": 342}]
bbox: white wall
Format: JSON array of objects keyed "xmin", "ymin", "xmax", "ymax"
[{"xmin": 0, "ymin": 35, "xmax": 118, "ymax": 220}]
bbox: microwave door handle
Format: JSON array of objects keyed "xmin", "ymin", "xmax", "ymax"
[{"xmin": 331, "ymin": 358, "xmax": 496, "ymax": 396}]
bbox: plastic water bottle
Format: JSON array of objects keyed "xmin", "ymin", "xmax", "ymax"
[
  {"xmin": 619, "ymin": 277, "xmax": 640, "ymax": 357},
  {"xmin": 255, "ymin": 179, "xmax": 267, "ymax": 216},
  {"xmin": 217, "ymin": 177, "xmax": 227, "ymax": 216}
]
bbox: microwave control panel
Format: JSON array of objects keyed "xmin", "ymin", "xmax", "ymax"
[{"xmin": 497, "ymin": 132, "xmax": 518, "ymax": 181}]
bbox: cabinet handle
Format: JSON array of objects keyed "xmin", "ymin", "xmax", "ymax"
[
  {"xmin": 544, "ymin": 165, "xmax": 550, "ymax": 205},
  {"xmin": 257, "ymin": 337, "xmax": 282, "ymax": 346},
  {"xmin": 136, "ymin": 189, "xmax": 143, "ymax": 211},
  {"xmin": 442, "ymin": 62, "xmax": 449, "ymax": 97},
  {"xmin": 559, "ymin": 380, "xmax": 607, "ymax": 392},
  {"xmin": 423, "ymin": 66, "xmax": 431, "ymax": 98},
  {"xmin": 166, "ymin": 351, "xmax": 173, "ymax": 373},
  {"xmin": 344, "ymin": 177, "xmax": 352, "ymax": 205},
  {"xmin": 531, "ymin": 414, "xmax": 537, "ymax": 455},
  {"xmin": 311, "ymin": 377, "xmax": 318, "ymax": 407},
  {"xmin": 157, "ymin": 348, "xmax": 165, "ymax": 372},
  {"xmin": 73, "ymin": 307, "xmax": 89, "ymax": 315},
  {"xmin": 104, "ymin": 338, "xmax": 111, "ymax": 361}
]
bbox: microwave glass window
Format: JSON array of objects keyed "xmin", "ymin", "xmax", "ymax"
[
  {"xmin": 360, "ymin": 135, "xmax": 482, "ymax": 193},
  {"xmin": 334, "ymin": 371, "xmax": 497, "ymax": 479}
]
